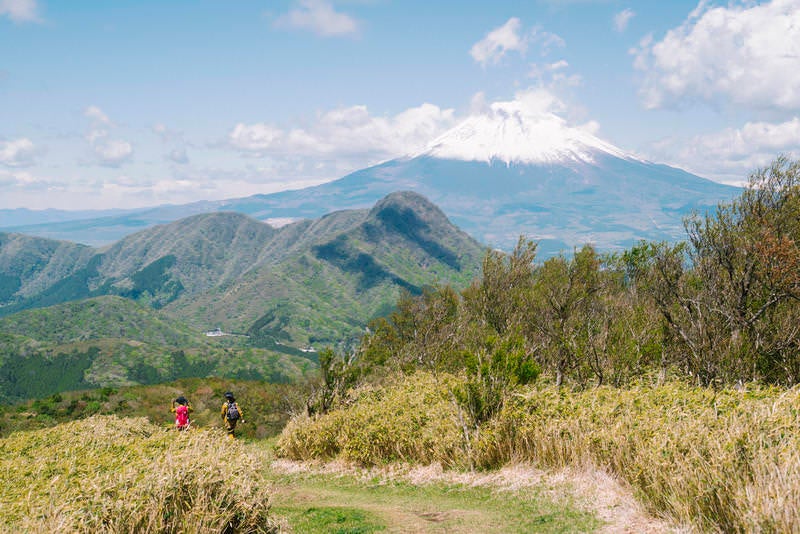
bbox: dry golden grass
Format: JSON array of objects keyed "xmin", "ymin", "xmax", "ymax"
[
  {"xmin": 0, "ymin": 415, "xmax": 276, "ymax": 533},
  {"xmin": 478, "ymin": 383, "xmax": 800, "ymax": 532},
  {"xmin": 277, "ymin": 373, "xmax": 465, "ymax": 467},
  {"xmin": 278, "ymin": 373, "xmax": 800, "ymax": 532}
]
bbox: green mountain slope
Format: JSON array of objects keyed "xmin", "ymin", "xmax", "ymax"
[
  {"xmin": 0, "ymin": 295, "xmax": 198, "ymax": 345},
  {"xmin": 0, "ymin": 296, "xmax": 314, "ymax": 403},
  {"xmin": 169, "ymin": 192, "xmax": 484, "ymax": 347},
  {"xmin": 0, "ymin": 192, "xmax": 485, "ymax": 350},
  {"xmin": 0, "ymin": 233, "xmax": 95, "ymax": 304}
]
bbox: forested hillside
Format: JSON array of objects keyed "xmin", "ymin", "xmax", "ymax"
[
  {"xmin": 0, "ymin": 296, "xmax": 313, "ymax": 403},
  {"xmin": 0, "ymin": 192, "xmax": 484, "ymax": 351}
]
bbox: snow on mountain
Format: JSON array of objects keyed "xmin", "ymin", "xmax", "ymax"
[{"xmin": 418, "ymin": 93, "xmax": 634, "ymax": 165}]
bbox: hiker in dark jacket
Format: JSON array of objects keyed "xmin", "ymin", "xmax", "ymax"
[{"xmin": 221, "ymin": 391, "xmax": 244, "ymax": 438}]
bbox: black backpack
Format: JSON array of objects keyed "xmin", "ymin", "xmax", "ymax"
[{"xmin": 226, "ymin": 401, "xmax": 240, "ymax": 421}]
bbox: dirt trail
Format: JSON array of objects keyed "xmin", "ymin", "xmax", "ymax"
[{"xmin": 268, "ymin": 459, "xmax": 686, "ymax": 533}]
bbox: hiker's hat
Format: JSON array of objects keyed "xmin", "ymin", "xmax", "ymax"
[{"xmin": 224, "ymin": 391, "xmax": 234, "ymax": 400}]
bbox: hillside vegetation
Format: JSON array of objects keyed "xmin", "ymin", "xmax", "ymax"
[
  {"xmin": 0, "ymin": 376, "xmax": 311, "ymax": 439},
  {"xmin": 0, "ymin": 296, "xmax": 313, "ymax": 403},
  {"xmin": 278, "ymin": 157, "xmax": 800, "ymax": 532},
  {"xmin": 279, "ymin": 373, "xmax": 800, "ymax": 532},
  {"xmin": 0, "ymin": 192, "xmax": 484, "ymax": 351}
]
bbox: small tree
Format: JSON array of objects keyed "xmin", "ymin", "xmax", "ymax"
[
  {"xmin": 525, "ymin": 245, "xmax": 603, "ymax": 386},
  {"xmin": 651, "ymin": 156, "xmax": 800, "ymax": 385}
]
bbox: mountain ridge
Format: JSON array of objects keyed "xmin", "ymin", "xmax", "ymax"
[{"xmin": 0, "ymin": 191, "xmax": 485, "ymax": 349}]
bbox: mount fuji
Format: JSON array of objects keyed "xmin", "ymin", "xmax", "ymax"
[
  {"xmin": 1, "ymin": 99, "xmax": 741, "ymax": 257},
  {"xmin": 227, "ymin": 100, "xmax": 741, "ymax": 256}
]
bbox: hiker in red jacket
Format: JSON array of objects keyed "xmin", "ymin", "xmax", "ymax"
[{"xmin": 171, "ymin": 395, "xmax": 192, "ymax": 431}]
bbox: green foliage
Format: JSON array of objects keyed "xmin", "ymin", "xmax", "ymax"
[
  {"xmin": 0, "ymin": 295, "xmax": 198, "ymax": 345},
  {"xmin": 0, "ymin": 296, "xmax": 314, "ymax": 402},
  {"xmin": 0, "ymin": 347, "xmax": 97, "ymax": 402},
  {"xmin": 118, "ymin": 255, "xmax": 185, "ymax": 308},
  {"xmin": 0, "ymin": 376, "xmax": 311, "ymax": 439},
  {"xmin": 0, "ymin": 273, "xmax": 20, "ymax": 302},
  {"xmin": 453, "ymin": 333, "xmax": 540, "ymax": 427},
  {"xmin": 648, "ymin": 156, "xmax": 800, "ymax": 385},
  {"xmin": 353, "ymin": 159, "xmax": 800, "ymax": 391}
]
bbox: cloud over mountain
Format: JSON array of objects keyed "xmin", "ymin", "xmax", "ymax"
[
  {"xmin": 228, "ymin": 103, "xmax": 456, "ymax": 162},
  {"xmin": 84, "ymin": 106, "xmax": 133, "ymax": 168},
  {"xmin": 634, "ymin": 0, "xmax": 800, "ymax": 110}
]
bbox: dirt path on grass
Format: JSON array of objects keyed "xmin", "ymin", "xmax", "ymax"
[
  {"xmin": 268, "ymin": 459, "xmax": 686, "ymax": 533},
  {"xmin": 271, "ymin": 481, "xmax": 485, "ymax": 533}
]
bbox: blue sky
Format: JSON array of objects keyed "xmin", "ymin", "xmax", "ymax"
[{"xmin": 1, "ymin": 0, "xmax": 799, "ymax": 210}]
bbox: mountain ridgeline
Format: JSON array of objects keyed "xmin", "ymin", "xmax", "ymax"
[
  {"xmin": 0, "ymin": 105, "xmax": 741, "ymax": 256},
  {"xmin": 0, "ymin": 191, "xmax": 484, "ymax": 353}
]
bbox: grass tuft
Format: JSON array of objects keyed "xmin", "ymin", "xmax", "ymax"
[{"xmin": 0, "ymin": 415, "xmax": 277, "ymax": 533}]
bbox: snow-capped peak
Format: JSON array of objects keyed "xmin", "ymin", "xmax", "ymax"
[{"xmin": 417, "ymin": 92, "xmax": 632, "ymax": 165}]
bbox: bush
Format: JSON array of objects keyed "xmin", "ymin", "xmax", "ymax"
[
  {"xmin": 277, "ymin": 372, "xmax": 465, "ymax": 467},
  {"xmin": 278, "ymin": 375, "xmax": 800, "ymax": 532}
]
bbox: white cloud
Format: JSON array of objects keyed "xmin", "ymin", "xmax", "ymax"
[
  {"xmin": 84, "ymin": 105, "xmax": 111, "ymax": 124},
  {"xmin": 633, "ymin": 0, "xmax": 800, "ymax": 110},
  {"xmin": 614, "ymin": 8, "xmax": 635, "ymax": 32},
  {"xmin": 227, "ymin": 102, "xmax": 456, "ymax": 163},
  {"xmin": 471, "ymin": 18, "xmax": 565, "ymax": 67},
  {"xmin": 0, "ymin": 137, "xmax": 37, "ymax": 167},
  {"xmin": 0, "ymin": 169, "xmax": 36, "ymax": 187},
  {"xmin": 650, "ymin": 117, "xmax": 800, "ymax": 184},
  {"xmin": 229, "ymin": 123, "xmax": 283, "ymax": 153},
  {"xmin": 470, "ymin": 18, "xmax": 527, "ymax": 66},
  {"xmin": 0, "ymin": 0, "xmax": 40, "ymax": 23},
  {"xmin": 528, "ymin": 59, "xmax": 581, "ymax": 88},
  {"xmin": 168, "ymin": 147, "xmax": 189, "ymax": 165},
  {"xmin": 274, "ymin": 0, "xmax": 358, "ymax": 37},
  {"xmin": 153, "ymin": 123, "xmax": 189, "ymax": 164},
  {"xmin": 93, "ymin": 139, "xmax": 133, "ymax": 167},
  {"xmin": 84, "ymin": 105, "xmax": 134, "ymax": 167}
]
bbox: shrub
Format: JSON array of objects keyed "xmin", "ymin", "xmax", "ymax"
[
  {"xmin": 278, "ymin": 375, "xmax": 800, "ymax": 531},
  {"xmin": 277, "ymin": 372, "xmax": 465, "ymax": 467}
]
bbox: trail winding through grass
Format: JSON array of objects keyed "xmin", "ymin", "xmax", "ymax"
[{"xmin": 261, "ymin": 455, "xmax": 679, "ymax": 533}]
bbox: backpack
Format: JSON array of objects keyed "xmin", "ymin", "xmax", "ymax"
[{"xmin": 226, "ymin": 401, "xmax": 240, "ymax": 421}]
